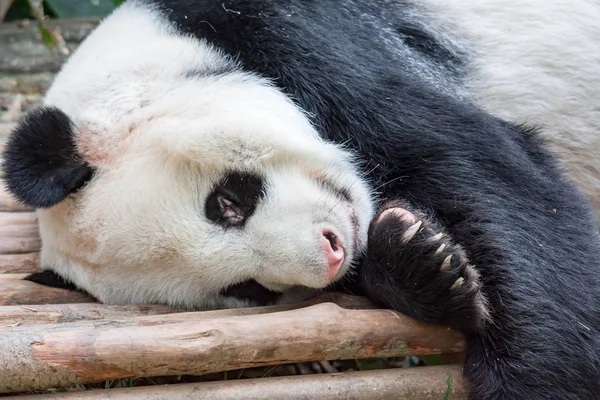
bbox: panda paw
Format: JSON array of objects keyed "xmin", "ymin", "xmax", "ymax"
[{"xmin": 361, "ymin": 202, "xmax": 489, "ymax": 333}]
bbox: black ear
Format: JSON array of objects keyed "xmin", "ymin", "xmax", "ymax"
[{"xmin": 1, "ymin": 106, "xmax": 94, "ymax": 208}]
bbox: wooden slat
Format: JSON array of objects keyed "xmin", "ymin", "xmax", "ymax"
[
  {"xmin": 0, "ymin": 211, "xmax": 37, "ymax": 225},
  {"xmin": 0, "ymin": 301, "xmax": 466, "ymax": 393},
  {"xmin": 0, "ymin": 186, "xmax": 33, "ymax": 212},
  {"xmin": 0, "ymin": 212, "xmax": 40, "ymax": 254},
  {"xmin": 0, "ymin": 274, "xmax": 94, "ymax": 305},
  {"xmin": 0, "ymin": 365, "xmax": 467, "ymax": 399},
  {"xmin": 0, "ymin": 235, "xmax": 41, "ymax": 254},
  {"xmin": 0, "ymin": 252, "xmax": 40, "ymax": 273}
]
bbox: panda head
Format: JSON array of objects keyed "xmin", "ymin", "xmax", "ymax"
[{"xmin": 1, "ymin": 50, "xmax": 375, "ymax": 308}]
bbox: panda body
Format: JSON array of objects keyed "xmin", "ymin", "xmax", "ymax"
[{"xmin": 3, "ymin": 1, "xmax": 600, "ymax": 399}]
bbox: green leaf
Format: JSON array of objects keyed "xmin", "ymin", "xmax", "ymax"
[
  {"xmin": 37, "ymin": 22, "xmax": 55, "ymax": 47},
  {"xmin": 44, "ymin": 0, "xmax": 118, "ymax": 18},
  {"xmin": 444, "ymin": 375, "xmax": 453, "ymax": 400}
]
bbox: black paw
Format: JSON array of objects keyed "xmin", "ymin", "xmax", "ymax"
[{"xmin": 360, "ymin": 202, "xmax": 489, "ymax": 333}]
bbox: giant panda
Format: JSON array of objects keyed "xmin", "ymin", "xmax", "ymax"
[{"xmin": 2, "ymin": 0, "xmax": 600, "ymax": 399}]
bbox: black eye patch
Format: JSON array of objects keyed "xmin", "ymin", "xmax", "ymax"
[{"xmin": 205, "ymin": 171, "xmax": 265, "ymax": 228}]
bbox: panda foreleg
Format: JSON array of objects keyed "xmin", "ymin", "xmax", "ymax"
[{"xmin": 359, "ymin": 200, "xmax": 489, "ymax": 334}]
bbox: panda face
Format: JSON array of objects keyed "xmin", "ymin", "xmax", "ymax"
[
  {"xmin": 25, "ymin": 67, "xmax": 375, "ymax": 309},
  {"xmin": 2, "ymin": 0, "xmax": 377, "ymax": 309}
]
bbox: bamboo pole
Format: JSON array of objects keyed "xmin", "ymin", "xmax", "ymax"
[
  {"xmin": 0, "ymin": 274, "xmax": 94, "ymax": 305},
  {"xmin": 0, "ymin": 302, "xmax": 465, "ymax": 393},
  {"xmin": 1, "ymin": 365, "xmax": 468, "ymax": 400}
]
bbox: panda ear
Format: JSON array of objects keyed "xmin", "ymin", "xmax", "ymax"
[{"xmin": 1, "ymin": 106, "xmax": 94, "ymax": 208}]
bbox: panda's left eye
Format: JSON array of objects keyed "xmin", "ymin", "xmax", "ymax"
[
  {"xmin": 206, "ymin": 191, "xmax": 248, "ymax": 227},
  {"xmin": 205, "ymin": 171, "xmax": 265, "ymax": 228},
  {"xmin": 218, "ymin": 195, "xmax": 245, "ymax": 225}
]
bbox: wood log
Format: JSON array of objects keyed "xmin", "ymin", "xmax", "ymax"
[
  {"xmin": 0, "ymin": 185, "xmax": 33, "ymax": 211},
  {"xmin": 0, "ymin": 365, "xmax": 468, "ymax": 400},
  {"xmin": 0, "ymin": 301, "xmax": 466, "ymax": 393},
  {"xmin": 0, "ymin": 252, "xmax": 40, "ymax": 273},
  {"xmin": 0, "ymin": 303, "xmax": 180, "ymax": 328},
  {"xmin": 0, "ymin": 293, "xmax": 375, "ymax": 327},
  {"xmin": 0, "ymin": 274, "xmax": 94, "ymax": 305}
]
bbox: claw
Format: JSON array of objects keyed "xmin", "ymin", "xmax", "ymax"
[
  {"xmin": 430, "ymin": 232, "xmax": 443, "ymax": 241},
  {"xmin": 440, "ymin": 254, "xmax": 452, "ymax": 271},
  {"xmin": 435, "ymin": 243, "xmax": 446, "ymax": 254},
  {"xmin": 450, "ymin": 277, "xmax": 465, "ymax": 290},
  {"xmin": 401, "ymin": 220, "xmax": 422, "ymax": 244}
]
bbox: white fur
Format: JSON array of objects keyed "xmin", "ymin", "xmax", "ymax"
[
  {"xmin": 422, "ymin": 0, "xmax": 600, "ymax": 220},
  {"xmin": 38, "ymin": 2, "xmax": 375, "ymax": 308}
]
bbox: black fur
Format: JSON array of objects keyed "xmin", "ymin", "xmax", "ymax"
[
  {"xmin": 363, "ymin": 201, "xmax": 486, "ymax": 334},
  {"xmin": 205, "ymin": 171, "xmax": 265, "ymax": 228},
  {"xmin": 142, "ymin": 1, "xmax": 600, "ymax": 398},
  {"xmin": 1, "ymin": 106, "xmax": 94, "ymax": 208}
]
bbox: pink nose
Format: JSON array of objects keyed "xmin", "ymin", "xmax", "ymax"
[{"xmin": 322, "ymin": 229, "xmax": 345, "ymax": 281}]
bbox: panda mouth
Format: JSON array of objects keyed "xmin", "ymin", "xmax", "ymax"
[{"xmin": 220, "ymin": 279, "xmax": 282, "ymax": 306}]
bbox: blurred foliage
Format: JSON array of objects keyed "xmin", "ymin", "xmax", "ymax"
[
  {"xmin": 4, "ymin": 0, "xmax": 123, "ymax": 21},
  {"xmin": 45, "ymin": 0, "xmax": 123, "ymax": 18}
]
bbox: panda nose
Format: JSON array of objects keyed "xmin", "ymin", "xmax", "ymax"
[{"xmin": 322, "ymin": 229, "xmax": 345, "ymax": 281}]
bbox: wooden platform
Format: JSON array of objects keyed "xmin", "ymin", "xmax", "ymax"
[{"xmin": 0, "ymin": 18, "xmax": 467, "ymax": 399}]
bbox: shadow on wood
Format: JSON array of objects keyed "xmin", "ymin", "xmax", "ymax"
[{"xmin": 0, "ymin": 274, "xmax": 94, "ymax": 305}]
